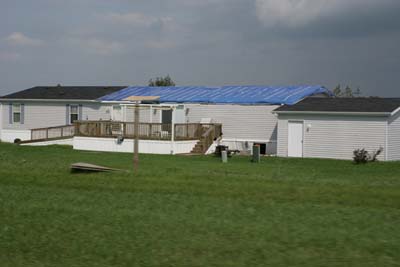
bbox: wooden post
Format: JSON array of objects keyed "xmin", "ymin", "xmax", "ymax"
[
  {"xmin": 134, "ymin": 102, "xmax": 140, "ymax": 171},
  {"xmin": 171, "ymin": 107, "xmax": 175, "ymax": 154},
  {"xmin": 149, "ymin": 124, "xmax": 152, "ymax": 138}
]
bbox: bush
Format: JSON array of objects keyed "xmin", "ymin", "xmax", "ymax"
[
  {"xmin": 353, "ymin": 149, "xmax": 369, "ymax": 164},
  {"xmin": 353, "ymin": 147, "xmax": 383, "ymax": 164}
]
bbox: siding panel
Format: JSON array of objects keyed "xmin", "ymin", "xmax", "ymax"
[
  {"xmin": 186, "ymin": 104, "xmax": 279, "ymax": 141},
  {"xmin": 124, "ymin": 106, "xmax": 161, "ymax": 123},
  {"xmin": 277, "ymin": 118, "xmax": 288, "ymax": 157},
  {"xmin": 2, "ymin": 102, "xmax": 111, "ymax": 130},
  {"xmin": 82, "ymin": 104, "xmax": 111, "ymax": 121}
]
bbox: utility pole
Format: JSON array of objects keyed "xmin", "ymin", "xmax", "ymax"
[{"xmin": 122, "ymin": 95, "xmax": 160, "ymax": 172}]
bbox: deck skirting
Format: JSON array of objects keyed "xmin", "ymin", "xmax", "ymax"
[{"xmin": 73, "ymin": 136, "xmax": 199, "ymax": 155}]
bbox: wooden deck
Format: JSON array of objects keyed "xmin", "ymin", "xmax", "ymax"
[
  {"xmin": 74, "ymin": 121, "xmax": 222, "ymax": 143},
  {"xmin": 24, "ymin": 121, "xmax": 222, "ymax": 153}
]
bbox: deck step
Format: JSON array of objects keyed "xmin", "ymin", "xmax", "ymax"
[{"xmin": 190, "ymin": 140, "xmax": 208, "ymax": 154}]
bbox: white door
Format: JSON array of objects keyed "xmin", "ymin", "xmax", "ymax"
[
  {"xmin": 174, "ymin": 105, "xmax": 185, "ymax": 123},
  {"xmin": 112, "ymin": 105, "xmax": 123, "ymax": 121},
  {"xmin": 288, "ymin": 121, "xmax": 303, "ymax": 157}
]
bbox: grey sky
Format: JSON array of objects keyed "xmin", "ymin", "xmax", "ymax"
[{"xmin": 1, "ymin": 0, "xmax": 400, "ymax": 96}]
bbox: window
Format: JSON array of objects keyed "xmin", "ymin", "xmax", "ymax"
[
  {"xmin": 13, "ymin": 104, "xmax": 21, "ymax": 123},
  {"xmin": 70, "ymin": 105, "xmax": 79, "ymax": 123}
]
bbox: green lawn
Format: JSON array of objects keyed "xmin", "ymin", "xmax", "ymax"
[{"xmin": 0, "ymin": 143, "xmax": 399, "ymax": 267}]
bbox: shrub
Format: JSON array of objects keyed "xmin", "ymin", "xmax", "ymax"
[
  {"xmin": 369, "ymin": 147, "xmax": 383, "ymax": 162},
  {"xmin": 353, "ymin": 147, "xmax": 383, "ymax": 164},
  {"xmin": 353, "ymin": 149, "xmax": 369, "ymax": 164}
]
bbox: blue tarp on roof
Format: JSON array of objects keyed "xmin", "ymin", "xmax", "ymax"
[{"xmin": 99, "ymin": 85, "xmax": 331, "ymax": 105}]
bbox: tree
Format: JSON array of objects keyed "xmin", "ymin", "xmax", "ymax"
[
  {"xmin": 344, "ymin": 86, "xmax": 353, "ymax": 97},
  {"xmin": 332, "ymin": 84, "xmax": 362, "ymax": 97},
  {"xmin": 354, "ymin": 87, "xmax": 362, "ymax": 97},
  {"xmin": 333, "ymin": 84, "xmax": 342, "ymax": 97},
  {"xmin": 148, "ymin": 75, "xmax": 176, "ymax": 87}
]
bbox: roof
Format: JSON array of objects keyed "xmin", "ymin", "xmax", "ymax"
[
  {"xmin": 99, "ymin": 85, "xmax": 331, "ymax": 105},
  {"xmin": 1, "ymin": 86, "xmax": 127, "ymax": 100},
  {"xmin": 274, "ymin": 97, "xmax": 400, "ymax": 114}
]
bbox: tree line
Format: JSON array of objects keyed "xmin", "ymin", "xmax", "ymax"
[{"xmin": 332, "ymin": 85, "xmax": 362, "ymax": 97}]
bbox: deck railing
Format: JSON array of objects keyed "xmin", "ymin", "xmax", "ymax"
[
  {"xmin": 31, "ymin": 125, "xmax": 75, "ymax": 141},
  {"xmin": 74, "ymin": 121, "xmax": 222, "ymax": 141}
]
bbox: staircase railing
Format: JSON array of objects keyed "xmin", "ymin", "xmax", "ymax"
[
  {"xmin": 200, "ymin": 124, "xmax": 223, "ymax": 153},
  {"xmin": 30, "ymin": 125, "xmax": 75, "ymax": 141}
]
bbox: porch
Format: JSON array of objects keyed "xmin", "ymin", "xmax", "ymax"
[{"xmin": 73, "ymin": 121, "xmax": 222, "ymax": 155}]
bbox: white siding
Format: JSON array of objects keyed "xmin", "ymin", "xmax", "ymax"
[
  {"xmin": 186, "ymin": 104, "xmax": 279, "ymax": 141},
  {"xmin": 74, "ymin": 137, "xmax": 197, "ymax": 155},
  {"xmin": 115, "ymin": 104, "xmax": 279, "ymax": 143},
  {"xmin": 82, "ymin": 104, "xmax": 112, "ymax": 121},
  {"xmin": 0, "ymin": 103, "xmax": 2, "ymax": 140},
  {"xmin": 388, "ymin": 112, "xmax": 400, "ymax": 161},
  {"xmin": 124, "ymin": 106, "xmax": 161, "ymax": 123},
  {"xmin": 1, "ymin": 102, "xmax": 111, "ymax": 130},
  {"xmin": 1, "ymin": 129, "xmax": 31, "ymax": 142},
  {"xmin": 277, "ymin": 116, "xmax": 288, "ymax": 156},
  {"xmin": 277, "ymin": 114, "xmax": 387, "ymax": 161}
]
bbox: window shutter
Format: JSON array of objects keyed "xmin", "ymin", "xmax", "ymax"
[
  {"xmin": 66, "ymin": 104, "xmax": 70, "ymax": 125},
  {"xmin": 20, "ymin": 104, "xmax": 25, "ymax": 124},
  {"xmin": 9, "ymin": 103, "xmax": 12, "ymax": 124},
  {"xmin": 78, "ymin": 104, "xmax": 83, "ymax": 120}
]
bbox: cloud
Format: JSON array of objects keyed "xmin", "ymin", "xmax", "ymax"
[
  {"xmin": 145, "ymin": 40, "xmax": 177, "ymax": 50},
  {"xmin": 67, "ymin": 37, "xmax": 124, "ymax": 56},
  {"xmin": 5, "ymin": 32, "xmax": 44, "ymax": 46},
  {"xmin": 0, "ymin": 51, "xmax": 21, "ymax": 61},
  {"xmin": 255, "ymin": 0, "xmax": 400, "ymax": 29},
  {"xmin": 104, "ymin": 12, "xmax": 173, "ymax": 28}
]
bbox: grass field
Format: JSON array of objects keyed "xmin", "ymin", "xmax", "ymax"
[{"xmin": 0, "ymin": 142, "xmax": 399, "ymax": 267}]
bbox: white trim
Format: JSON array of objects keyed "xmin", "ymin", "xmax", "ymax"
[
  {"xmin": 12, "ymin": 103, "xmax": 22, "ymax": 124},
  {"xmin": 69, "ymin": 104, "xmax": 79, "ymax": 124},
  {"xmin": 385, "ymin": 120, "xmax": 389, "ymax": 161},
  {"xmin": 171, "ymin": 107, "xmax": 175, "ymax": 154},
  {"xmin": 274, "ymin": 111, "xmax": 392, "ymax": 116},
  {"xmin": 391, "ymin": 107, "xmax": 400, "ymax": 116},
  {"xmin": 122, "ymin": 105, "xmax": 127, "ymax": 122}
]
